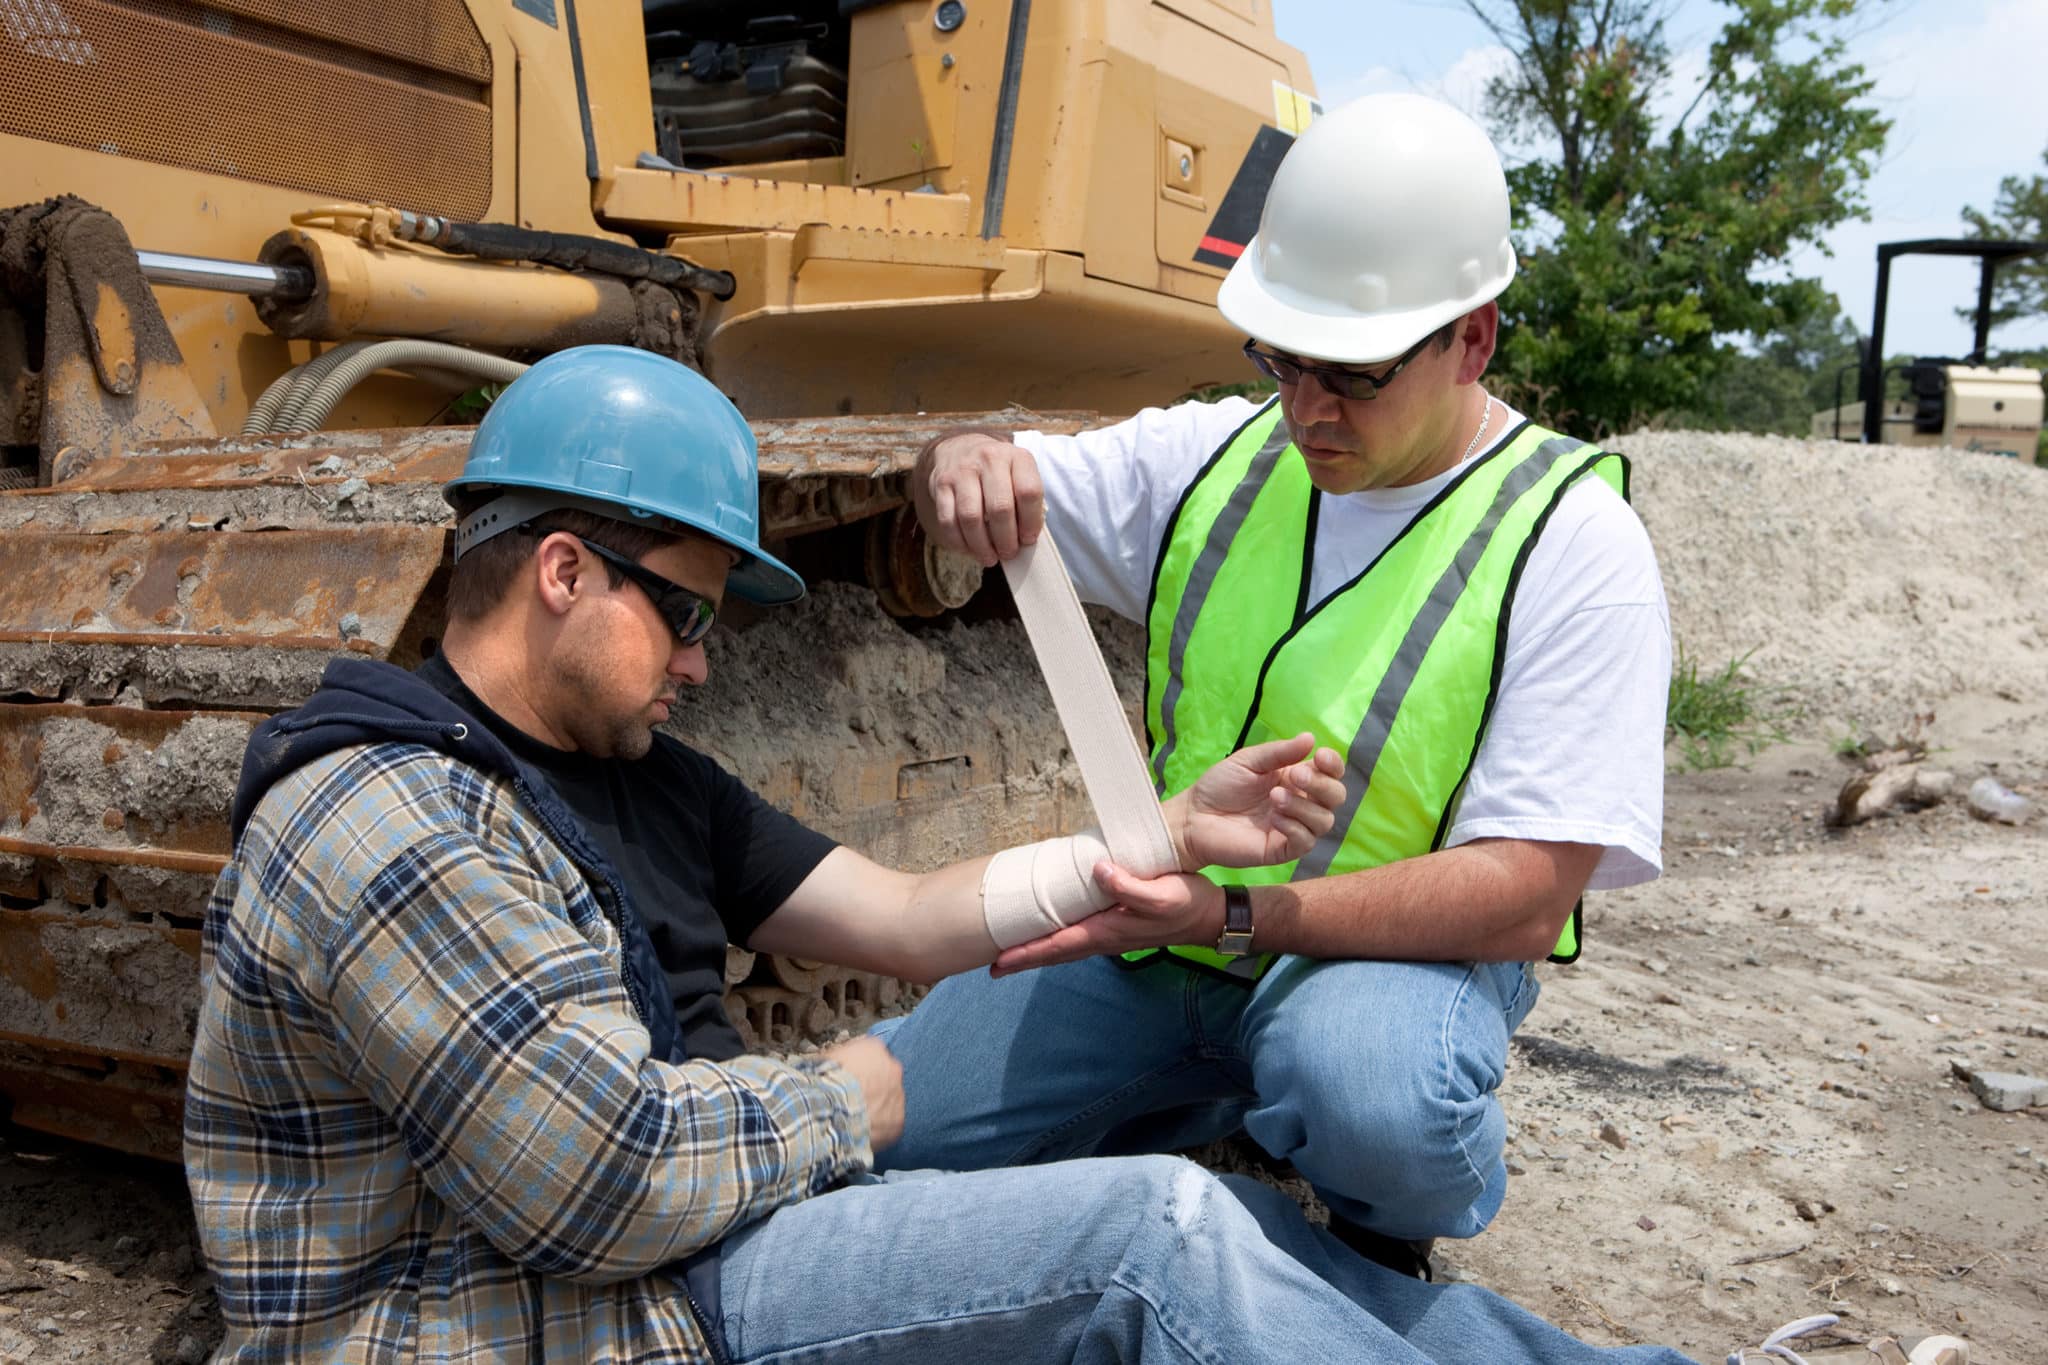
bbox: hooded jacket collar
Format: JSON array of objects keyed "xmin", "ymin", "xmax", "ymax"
[{"xmin": 232, "ymin": 656, "xmax": 685, "ymax": 1062}]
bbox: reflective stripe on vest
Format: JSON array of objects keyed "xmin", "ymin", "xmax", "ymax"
[{"xmin": 1133, "ymin": 401, "xmax": 1627, "ymax": 974}]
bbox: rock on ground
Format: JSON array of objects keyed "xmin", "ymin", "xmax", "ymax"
[{"xmin": 1956, "ymin": 1067, "xmax": 2048, "ymax": 1113}]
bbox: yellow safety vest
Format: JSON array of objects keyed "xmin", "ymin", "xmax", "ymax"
[{"xmin": 1132, "ymin": 400, "xmax": 1628, "ymax": 976}]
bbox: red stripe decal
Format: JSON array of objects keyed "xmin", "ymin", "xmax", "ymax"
[{"xmin": 1197, "ymin": 235, "xmax": 1246, "ymax": 259}]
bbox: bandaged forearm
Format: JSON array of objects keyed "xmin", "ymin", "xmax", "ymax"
[
  {"xmin": 980, "ymin": 820, "xmax": 1186, "ymax": 949},
  {"xmin": 980, "ymin": 829, "xmax": 1120, "ymax": 949}
]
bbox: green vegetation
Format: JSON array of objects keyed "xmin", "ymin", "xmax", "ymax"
[
  {"xmin": 1961, "ymin": 143, "xmax": 2047, "ymax": 334},
  {"xmin": 447, "ymin": 382, "xmax": 507, "ymax": 422},
  {"xmin": 1700, "ymin": 308, "xmax": 1864, "ymax": 438},
  {"xmin": 1666, "ymin": 644, "xmax": 1783, "ymax": 770},
  {"xmin": 1462, "ymin": 0, "xmax": 1891, "ymax": 438}
]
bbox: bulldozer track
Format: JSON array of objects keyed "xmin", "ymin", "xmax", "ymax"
[{"xmin": 0, "ymin": 410, "xmax": 1092, "ymax": 1158}]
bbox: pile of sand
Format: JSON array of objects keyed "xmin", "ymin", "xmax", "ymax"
[{"xmin": 1622, "ymin": 433, "xmax": 2048, "ymax": 733}]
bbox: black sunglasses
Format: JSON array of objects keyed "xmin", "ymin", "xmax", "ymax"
[
  {"xmin": 1242, "ymin": 331, "xmax": 1434, "ymax": 401},
  {"xmin": 531, "ymin": 527, "xmax": 718, "ymax": 647}
]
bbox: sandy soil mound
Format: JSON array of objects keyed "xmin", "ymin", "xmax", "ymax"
[{"xmin": 1625, "ymin": 433, "xmax": 2048, "ymax": 732}]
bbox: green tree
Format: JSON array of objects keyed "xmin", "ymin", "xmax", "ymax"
[
  {"xmin": 1700, "ymin": 290, "xmax": 1863, "ymax": 435},
  {"xmin": 1463, "ymin": 0, "xmax": 1891, "ymax": 437},
  {"xmin": 1959, "ymin": 145, "xmax": 2048, "ymax": 336}
]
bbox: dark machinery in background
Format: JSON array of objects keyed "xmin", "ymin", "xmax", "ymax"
[
  {"xmin": 646, "ymin": 1, "xmax": 861, "ymax": 167},
  {"xmin": 1815, "ymin": 238, "xmax": 2047, "ymax": 460}
]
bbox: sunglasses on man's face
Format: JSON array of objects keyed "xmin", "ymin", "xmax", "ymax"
[
  {"xmin": 532, "ymin": 529, "xmax": 718, "ymax": 647},
  {"xmin": 1241, "ymin": 331, "xmax": 1434, "ymax": 401}
]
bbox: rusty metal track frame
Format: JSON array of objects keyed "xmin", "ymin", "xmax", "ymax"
[{"xmin": 0, "ymin": 406, "xmax": 1103, "ymax": 1162}]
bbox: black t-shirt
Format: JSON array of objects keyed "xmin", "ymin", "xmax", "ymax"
[{"xmin": 416, "ymin": 652, "xmax": 836, "ymax": 1061}]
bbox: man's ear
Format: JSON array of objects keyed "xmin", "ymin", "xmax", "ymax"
[
  {"xmin": 532, "ymin": 533, "xmax": 587, "ymax": 620},
  {"xmin": 1457, "ymin": 302, "xmax": 1499, "ymax": 386}
]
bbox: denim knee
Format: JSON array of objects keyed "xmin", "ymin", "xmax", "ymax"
[
  {"xmin": 1239, "ymin": 961, "xmax": 1517, "ymax": 1232},
  {"xmin": 1276, "ymin": 1055, "xmax": 1504, "ymax": 1203},
  {"xmin": 1057, "ymin": 1154, "xmax": 1224, "ymax": 1279}
]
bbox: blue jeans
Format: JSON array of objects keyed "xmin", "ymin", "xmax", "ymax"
[
  {"xmin": 870, "ymin": 953, "xmax": 1540, "ymax": 1241},
  {"xmin": 716, "ymin": 1156, "xmax": 1691, "ymax": 1363}
]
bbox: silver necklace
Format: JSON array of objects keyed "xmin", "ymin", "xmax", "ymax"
[{"xmin": 1459, "ymin": 393, "xmax": 1496, "ymax": 466}]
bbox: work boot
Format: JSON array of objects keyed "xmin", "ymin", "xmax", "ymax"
[{"xmin": 1325, "ymin": 1215, "xmax": 1435, "ymax": 1281}]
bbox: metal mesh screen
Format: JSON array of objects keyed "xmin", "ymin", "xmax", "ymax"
[
  {"xmin": 0, "ymin": 0, "xmax": 494, "ymax": 220},
  {"xmin": 200, "ymin": 0, "xmax": 491, "ymax": 83}
]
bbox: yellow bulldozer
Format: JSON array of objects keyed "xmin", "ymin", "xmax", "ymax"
[{"xmin": 0, "ymin": 0, "xmax": 1316, "ymax": 1159}]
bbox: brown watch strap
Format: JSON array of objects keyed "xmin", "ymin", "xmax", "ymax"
[{"xmin": 1216, "ymin": 885, "xmax": 1256, "ymax": 956}]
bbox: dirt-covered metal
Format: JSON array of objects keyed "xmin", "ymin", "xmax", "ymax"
[{"xmin": 0, "ymin": 410, "xmax": 1090, "ymax": 1160}]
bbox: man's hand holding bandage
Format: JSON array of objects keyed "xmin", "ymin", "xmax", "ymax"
[
  {"xmin": 979, "ymin": 733, "xmax": 1344, "ymax": 959},
  {"xmin": 972, "ymin": 520, "xmax": 1344, "ymax": 964}
]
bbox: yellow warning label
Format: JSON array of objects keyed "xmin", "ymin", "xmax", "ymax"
[{"xmin": 1271, "ymin": 82, "xmax": 1324, "ymax": 136}]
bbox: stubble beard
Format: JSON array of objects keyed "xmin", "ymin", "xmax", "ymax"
[{"xmin": 554, "ymin": 649, "xmax": 659, "ymax": 761}]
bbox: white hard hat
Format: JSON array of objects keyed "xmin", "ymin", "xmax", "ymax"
[{"xmin": 1218, "ymin": 92, "xmax": 1517, "ymax": 364}]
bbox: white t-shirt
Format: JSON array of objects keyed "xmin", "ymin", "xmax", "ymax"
[{"xmin": 1017, "ymin": 396, "xmax": 1670, "ymax": 891}]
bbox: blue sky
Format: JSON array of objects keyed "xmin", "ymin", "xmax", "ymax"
[{"xmin": 1271, "ymin": 0, "xmax": 2048, "ymax": 356}]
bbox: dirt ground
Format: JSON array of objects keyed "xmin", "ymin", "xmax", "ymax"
[
  {"xmin": 2, "ymin": 435, "xmax": 2045, "ymax": 1363},
  {"xmin": 1455, "ymin": 695, "xmax": 2048, "ymax": 1363}
]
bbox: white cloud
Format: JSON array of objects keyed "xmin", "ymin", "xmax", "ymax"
[
  {"xmin": 1429, "ymin": 43, "xmax": 1518, "ymax": 119},
  {"xmin": 1317, "ymin": 44, "xmax": 1517, "ymax": 123},
  {"xmin": 1820, "ymin": 0, "xmax": 2048, "ymax": 351}
]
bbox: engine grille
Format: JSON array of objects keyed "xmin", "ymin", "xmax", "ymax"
[
  {"xmin": 651, "ymin": 48, "xmax": 847, "ymax": 168},
  {"xmin": 1, "ymin": 0, "xmax": 494, "ymax": 220}
]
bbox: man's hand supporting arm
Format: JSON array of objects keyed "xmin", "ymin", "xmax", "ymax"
[
  {"xmin": 747, "ymin": 734, "xmax": 1345, "ymax": 983},
  {"xmin": 987, "ymin": 837, "xmax": 1601, "ymax": 976}
]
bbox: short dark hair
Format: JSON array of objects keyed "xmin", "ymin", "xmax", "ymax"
[
  {"xmin": 1429, "ymin": 321, "xmax": 1458, "ymax": 353},
  {"xmin": 446, "ymin": 503, "xmax": 684, "ymax": 623}
]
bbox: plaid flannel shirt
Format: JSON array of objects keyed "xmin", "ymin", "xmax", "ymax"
[{"xmin": 185, "ymin": 741, "xmax": 873, "ymax": 1363}]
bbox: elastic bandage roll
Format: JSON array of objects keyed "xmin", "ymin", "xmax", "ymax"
[{"xmin": 981, "ymin": 533, "xmax": 1182, "ymax": 950}]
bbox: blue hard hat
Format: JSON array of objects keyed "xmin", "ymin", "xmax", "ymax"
[{"xmin": 444, "ymin": 345, "xmax": 804, "ymax": 604}]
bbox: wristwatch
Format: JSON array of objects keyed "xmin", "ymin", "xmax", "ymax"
[{"xmin": 1215, "ymin": 885, "xmax": 1256, "ymax": 957}]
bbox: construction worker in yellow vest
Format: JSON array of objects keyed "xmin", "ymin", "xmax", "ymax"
[{"xmin": 873, "ymin": 92, "xmax": 1672, "ymax": 1278}]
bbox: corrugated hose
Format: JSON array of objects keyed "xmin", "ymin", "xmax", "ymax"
[{"xmin": 243, "ymin": 340, "xmax": 529, "ymax": 435}]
